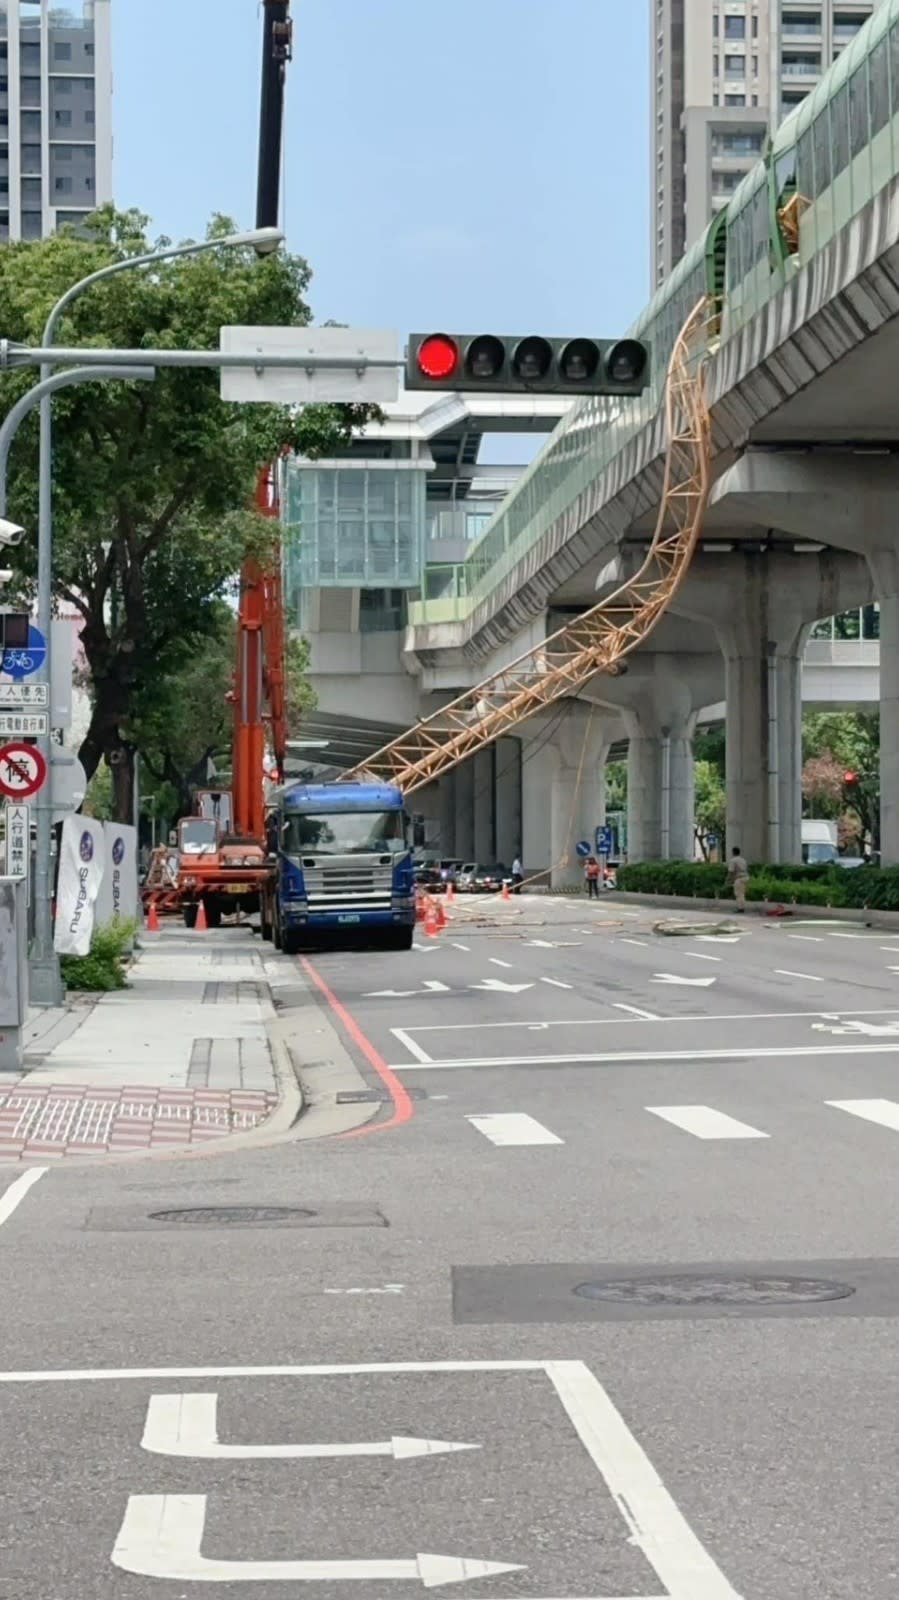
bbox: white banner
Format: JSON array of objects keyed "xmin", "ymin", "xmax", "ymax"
[
  {"xmin": 96, "ymin": 822, "xmax": 138, "ymax": 927},
  {"xmin": 54, "ymin": 816, "xmax": 106, "ymax": 957}
]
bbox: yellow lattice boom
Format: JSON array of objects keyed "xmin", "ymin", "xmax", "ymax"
[{"xmin": 346, "ymin": 300, "xmax": 712, "ymax": 797}]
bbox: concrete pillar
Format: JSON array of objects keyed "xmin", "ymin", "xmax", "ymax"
[
  {"xmin": 668, "ymin": 719, "xmax": 697, "ymax": 860},
  {"xmin": 627, "ymin": 733, "xmax": 662, "ymax": 861},
  {"xmin": 520, "ymin": 707, "xmax": 611, "ymax": 886},
  {"xmin": 722, "ymin": 638, "xmax": 803, "ymax": 864},
  {"xmin": 494, "ymin": 737, "xmax": 522, "ymax": 868},
  {"xmin": 473, "ymin": 747, "xmax": 495, "ymax": 862},
  {"xmin": 438, "ymin": 771, "xmax": 456, "ymax": 857},
  {"xmin": 455, "ymin": 759, "xmax": 475, "ymax": 861}
]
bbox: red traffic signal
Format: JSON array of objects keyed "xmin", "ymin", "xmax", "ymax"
[
  {"xmin": 843, "ymin": 770, "xmax": 859, "ymax": 786},
  {"xmin": 415, "ymin": 334, "xmax": 459, "ymax": 382}
]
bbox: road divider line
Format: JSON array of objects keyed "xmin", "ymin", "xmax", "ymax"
[
  {"xmin": 826, "ymin": 1098, "xmax": 899, "ymax": 1131},
  {"xmin": 788, "ymin": 934, "xmax": 822, "ymax": 943},
  {"xmin": 389, "ymin": 1042, "xmax": 899, "ymax": 1070},
  {"xmin": 489, "ymin": 958, "xmax": 513, "ymax": 969},
  {"xmin": 401, "ymin": 1006, "xmax": 899, "ymax": 1034},
  {"xmin": 619, "ymin": 938, "xmax": 649, "ymax": 948},
  {"xmin": 451, "ymin": 943, "xmax": 470, "ymax": 952},
  {"xmin": 541, "ymin": 977, "xmax": 573, "ymax": 989},
  {"xmin": 612, "ymin": 1003, "xmax": 661, "ymax": 1021},
  {"xmin": 774, "ymin": 969, "xmax": 824, "ymax": 982},
  {"xmin": 391, "ymin": 1028, "xmax": 434, "ymax": 1065},
  {"xmin": 0, "ymin": 1167, "xmax": 47, "ymax": 1230},
  {"xmin": 466, "ymin": 1113, "xmax": 564, "ymax": 1147},
  {"xmin": 683, "ymin": 952, "xmax": 722, "ymax": 962},
  {"xmin": 646, "ymin": 1105, "xmax": 769, "ymax": 1140}
]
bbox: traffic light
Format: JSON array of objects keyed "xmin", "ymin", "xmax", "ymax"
[
  {"xmin": 843, "ymin": 770, "xmax": 859, "ymax": 789},
  {"xmin": 405, "ymin": 332, "xmax": 651, "ymax": 396}
]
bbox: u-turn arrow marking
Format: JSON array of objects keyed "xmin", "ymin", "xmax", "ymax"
[
  {"xmin": 112, "ymin": 1496, "xmax": 524, "ymax": 1587},
  {"xmin": 141, "ymin": 1393, "xmax": 479, "ymax": 1462}
]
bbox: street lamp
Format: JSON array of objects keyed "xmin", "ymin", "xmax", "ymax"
[{"xmin": 30, "ymin": 225, "xmax": 283, "ymax": 1006}]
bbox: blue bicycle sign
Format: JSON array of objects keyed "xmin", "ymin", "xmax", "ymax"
[{"xmin": 2, "ymin": 625, "xmax": 46, "ymax": 682}]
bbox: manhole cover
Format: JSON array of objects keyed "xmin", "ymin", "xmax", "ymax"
[
  {"xmin": 149, "ymin": 1206, "xmax": 316, "ymax": 1225},
  {"xmin": 573, "ymin": 1274, "xmax": 855, "ymax": 1306}
]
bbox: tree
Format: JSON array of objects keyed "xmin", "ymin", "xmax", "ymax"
[
  {"xmin": 0, "ymin": 208, "xmax": 378, "ymax": 819},
  {"xmin": 693, "ymin": 758, "xmax": 726, "ymax": 858},
  {"xmin": 802, "ymin": 710, "xmax": 880, "ymax": 850}
]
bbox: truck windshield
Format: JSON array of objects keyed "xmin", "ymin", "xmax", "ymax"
[
  {"xmin": 283, "ymin": 810, "xmax": 406, "ymax": 856},
  {"xmin": 180, "ymin": 820, "xmax": 217, "ymax": 854}
]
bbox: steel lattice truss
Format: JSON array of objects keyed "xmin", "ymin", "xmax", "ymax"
[{"xmin": 345, "ymin": 301, "xmax": 712, "ymax": 797}]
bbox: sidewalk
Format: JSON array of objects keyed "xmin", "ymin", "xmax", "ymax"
[{"xmin": 0, "ymin": 926, "xmax": 299, "ymax": 1163}]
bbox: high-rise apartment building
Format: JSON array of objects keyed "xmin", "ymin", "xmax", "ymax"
[
  {"xmin": 652, "ymin": 0, "xmax": 882, "ymax": 286},
  {"xmin": 0, "ymin": 0, "xmax": 112, "ymax": 244}
]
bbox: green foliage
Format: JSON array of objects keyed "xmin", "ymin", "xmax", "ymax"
[
  {"xmin": 0, "ymin": 207, "xmax": 375, "ymax": 812},
  {"xmin": 693, "ymin": 758, "xmax": 726, "ymax": 855},
  {"xmin": 60, "ymin": 917, "xmax": 138, "ymax": 991},
  {"xmin": 83, "ymin": 761, "xmax": 114, "ymax": 820},
  {"xmin": 693, "ymin": 722, "xmax": 725, "ymax": 781},
  {"xmin": 617, "ymin": 859, "xmax": 899, "ymax": 911}
]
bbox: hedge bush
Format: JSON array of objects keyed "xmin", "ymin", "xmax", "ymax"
[
  {"xmin": 614, "ymin": 861, "xmax": 899, "ymax": 908},
  {"xmin": 60, "ymin": 919, "xmax": 138, "ymax": 992}
]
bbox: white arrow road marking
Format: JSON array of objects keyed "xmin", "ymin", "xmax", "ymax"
[
  {"xmin": 826, "ymin": 1098, "xmax": 899, "ymax": 1129},
  {"xmin": 650, "ymin": 973, "xmax": 716, "ymax": 987},
  {"xmin": 112, "ymin": 1496, "xmax": 524, "ymax": 1587},
  {"xmin": 812, "ymin": 1018, "xmax": 899, "ymax": 1036},
  {"xmin": 647, "ymin": 1105, "xmax": 769, "ymax": 1140},
  {"xmin": 365, "ymin": 981, "xmax": 451, "ymax": 998},
  {"xmin": 141, "ymin": 1394, "xmax": 479, "ymax": 1461},
  {"xmin": 470, "ymin": 979, "xmax": 535, "ymax": 993}
]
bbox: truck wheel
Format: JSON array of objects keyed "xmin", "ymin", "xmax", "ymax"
[
  {"xmin": 183, "ymin": 904, "xmax": 198, "ymax": 930},
  {"xmin": 282, "ymin": 929, "xmax": 304, "ymax": 956},
  {"xmin": 386, "ymin": 927, "xmax": 414, "ymax": 951},
  {"xmin": 205, "ymin": 903, "xmax": 222, "ymax": 930},
  {"xmin": 272, "ymin": 915, "xmax": 283, "ymax": 951},
  {"xmin": 260, "ymin": 903, "xmax": 274, "ymax": 942}
]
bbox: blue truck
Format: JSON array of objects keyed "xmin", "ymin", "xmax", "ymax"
[{"xmin": 261, "ymin": 780, "xmax": 416, "ymax": 953}]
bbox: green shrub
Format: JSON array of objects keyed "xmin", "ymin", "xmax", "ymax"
[
  {"xmin": 60, "ymin": 918, "xmax": 138, "ymax": 992},
  {"xmin": 615, "ymin": 861, "xmax": 872, "ymax": 907}
]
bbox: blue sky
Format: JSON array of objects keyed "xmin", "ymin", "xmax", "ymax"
[{"xmin": 114, "ymin": 1, "xmax": 649, "ymax": 457}]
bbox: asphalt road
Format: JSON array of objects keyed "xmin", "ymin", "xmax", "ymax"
[{"xmin": 3, "ymin": 894, "xmax": 899, "ymax": 1599}]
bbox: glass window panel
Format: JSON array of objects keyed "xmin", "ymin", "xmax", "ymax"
[
  {"xmin": 797, "ymin": 127, "xmax": 814, "ymax": 197},
  {"xmin": 868, "ymin": 38, "xmax": 889, "ymax": 136},
  {"xmin": 848, "ymin": 66, "xmax": 868, "ymax": 158},
  {"xmin": 812, "ymin": 109, "xmax": 831, "ymax": 192},
  {"xmin": 831, "ymin": 83, "xmax": 850, "ymax": 176}
]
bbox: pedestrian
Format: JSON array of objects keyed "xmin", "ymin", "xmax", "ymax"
[
  {"xmin": 727, "ymin": 844, "xmax": 749, "ymax": 912},
  {"xmin": 585, "ymin": 854, "xmax": 601, "ymax": 899},
  {"xmin": 511, "ymin": 855, "xmax": 524, "ymax": 894}
]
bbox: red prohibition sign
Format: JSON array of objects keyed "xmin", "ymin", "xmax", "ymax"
[{"xmin": 0, "ymin": 741, "xmax": 48, "ymax": 800}]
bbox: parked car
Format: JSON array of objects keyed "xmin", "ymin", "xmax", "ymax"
[
  {"xmin": 413, "ymin": 859, "xmax": 442, "ymax": 891},
  {"xmin": 458, "ymin": 863, "xmax": 510, "ymax": 893}
]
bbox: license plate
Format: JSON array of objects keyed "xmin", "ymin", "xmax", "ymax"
[{"xmin": 337, "ymin": 914, "xmax": 361, "ymax": 924}]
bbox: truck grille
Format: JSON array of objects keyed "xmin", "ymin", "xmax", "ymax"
[{"xmin": 303, "ymin": 862, "xmax": 394, "ymax": 912}]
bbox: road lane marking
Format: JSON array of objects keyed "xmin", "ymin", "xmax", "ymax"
[
  {"xmin": 141, "ymin": 1395, "xmax": 478, "ymax": 1461},
  {"xmin": 683, "ymin": 952, "xmax": 721, "ymax": 962},
  {"xmin": 651, "ymin": 973, "xmax": 716, "ymax": 987},
  {"xmin": 774, "ymin": 969, "xmax": 824, "ymax": 982},
  {"xmin": 489, "ymin": 958, "xmax": 513, "ymax": 968},
  {"xmin": 826, "ymin": 1098, "xmax": 899, "ymax": 1131},
  {"xmin": 646, "ymin": 1105, "xmax": 768, "ymax": 1140},
  {"xmin": 470, "ymin": 979, "xmax": 534, "ymax": 993},
  {"xmin": 880, "ymin": 947, "xmax": 899, "ymax": 954},
  {"xmin": 396, "ymin": 1006, "xmax": 899, "ymax": 1035},
  {"xmin": 391, "ymin": 1028, "xmax": 434, "ymax": 1065},
  {"xmin": 389, "ymin": 1042, "xmax": 899, "ymax": 1069},
  {"xmin": 112, "ymin": 1496, "xmax": 521, "ymax": 1586},
  {"xmin": 0, "ymin": 1167, "xmax": 47, "ymax": 1230},
  {"xmin": 451, "ymin": 943, "xmax": 470, "ymax": 952},
  {"xmin": 788, "ymin": 934, "xmax": 822, "ymax": 942},
  {"xmin": 619, "ymin": 938, "xmax": 649, "ymax": 947},
  {"xmin": 466, "ymin": 1113, "xmax": 563, "ymax": 1146},
  {"xmin": 540, "ymin": 977, "xmax": 573, "ymax": 989},
  {"xmin": 546, "ymin": 1361, "xmax": 742, "ymax": 1599}
]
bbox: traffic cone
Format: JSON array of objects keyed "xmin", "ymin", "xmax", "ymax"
[
  {"xmin": 434, "ymin": 897, "xmax": 447, "ymax": 931},
  {"xmin": 147, "ymin": 899, "xmax": 161, "ymax": 933},
  {"xmin": 501, "ymin": 879, "xmax": 512, "ymax": 901},
  {"xmin": 195, "ymin": 900, "xmax": 208, "ymax": 933},
  {"xmin": 445, "ymin": 879, "xmax": 455, "ymax": 904},
  {"xmin": 415, "ymin": 889, "xmax": 426, "ymax": 923},
  {"xmin": 424, "ymin": 898, "xmax": 440, "ymax": 938}
]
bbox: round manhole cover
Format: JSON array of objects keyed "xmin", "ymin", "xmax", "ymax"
[
  {"xmin": 573, "ymin": 1274, "xmax": 855, "ymax": 1307},
  {"xmin": 149, "ymin": 1206, "xmax": 317, "ymax": 1225}
]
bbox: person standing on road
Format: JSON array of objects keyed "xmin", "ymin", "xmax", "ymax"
[
  {"xmin": 511, "ymin": 856, "xmax": 524, "ymax": 894},
  {"xmin": 727, "ymin": 845, "xmax": 749, "ymax": 912},
  {"xmin": 585, "ymin": 855, "xmax": 601, "ymax": 899}
]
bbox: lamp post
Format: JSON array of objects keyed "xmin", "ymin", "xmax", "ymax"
[{"xmin": 29, "ymin": 225, "xmax": 283, "ymax": 1007}]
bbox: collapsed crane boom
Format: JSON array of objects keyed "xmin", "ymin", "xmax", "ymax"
[{"xmin": 346, "ymin": 301, "xmax": 712, "ymax": 797}]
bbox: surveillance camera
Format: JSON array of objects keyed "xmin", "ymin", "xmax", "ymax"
[{"xmin": 0, "ymin": 519, "xmax": 25, "ymax": 547}]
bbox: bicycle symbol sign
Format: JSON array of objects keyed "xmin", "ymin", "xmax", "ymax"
[{"xmin": 2, "ymin": 625, "xmax": 46, "ymax": 682}]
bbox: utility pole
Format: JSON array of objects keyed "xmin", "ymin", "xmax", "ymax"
[{"xmin": 256, "ymin": 1, "xmax": 293, "ymax": 231}]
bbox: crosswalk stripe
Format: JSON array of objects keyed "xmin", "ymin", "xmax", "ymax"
[
  {"xmin": 465, "ymin": 1113, "xmax": 563, "ymax": 1147},
  {"xmin": 826, "ymin": 1098, "xmax": 899, "ymax": 1131},
  {"xmin": 646, "ymin": 1105, "xmax": 769, "ymax": 1141}
]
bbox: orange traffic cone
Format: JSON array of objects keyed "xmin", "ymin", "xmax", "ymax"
[
  {"xmin": 501, "ymin": 879, "xmax": 512, "ymax": 901},
  {"xmin": 147, "ymin": 899, "xmax": 161, "ymax": 933},
  {"xmin": 195, "ymin": 900, "xmax": 208, "ymax": 933},
  {"xmin": 434, "ymin": 897, "xmax": 447, "ymax": 931},
  {"xmin": 424, "ymin": 897, "xmax": 440, "ymax": 938},
  {"xmin": 445, "ymin": 879, "xmax": 455, "ymax": 904},
  {"xmin": 415, "ymin": 888, "xmax": 426, "ymax": 923}
]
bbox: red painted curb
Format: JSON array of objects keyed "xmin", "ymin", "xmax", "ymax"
[{"xmin": 300, "ymin": 957, "xmax": 414, "ymax": 1137}]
